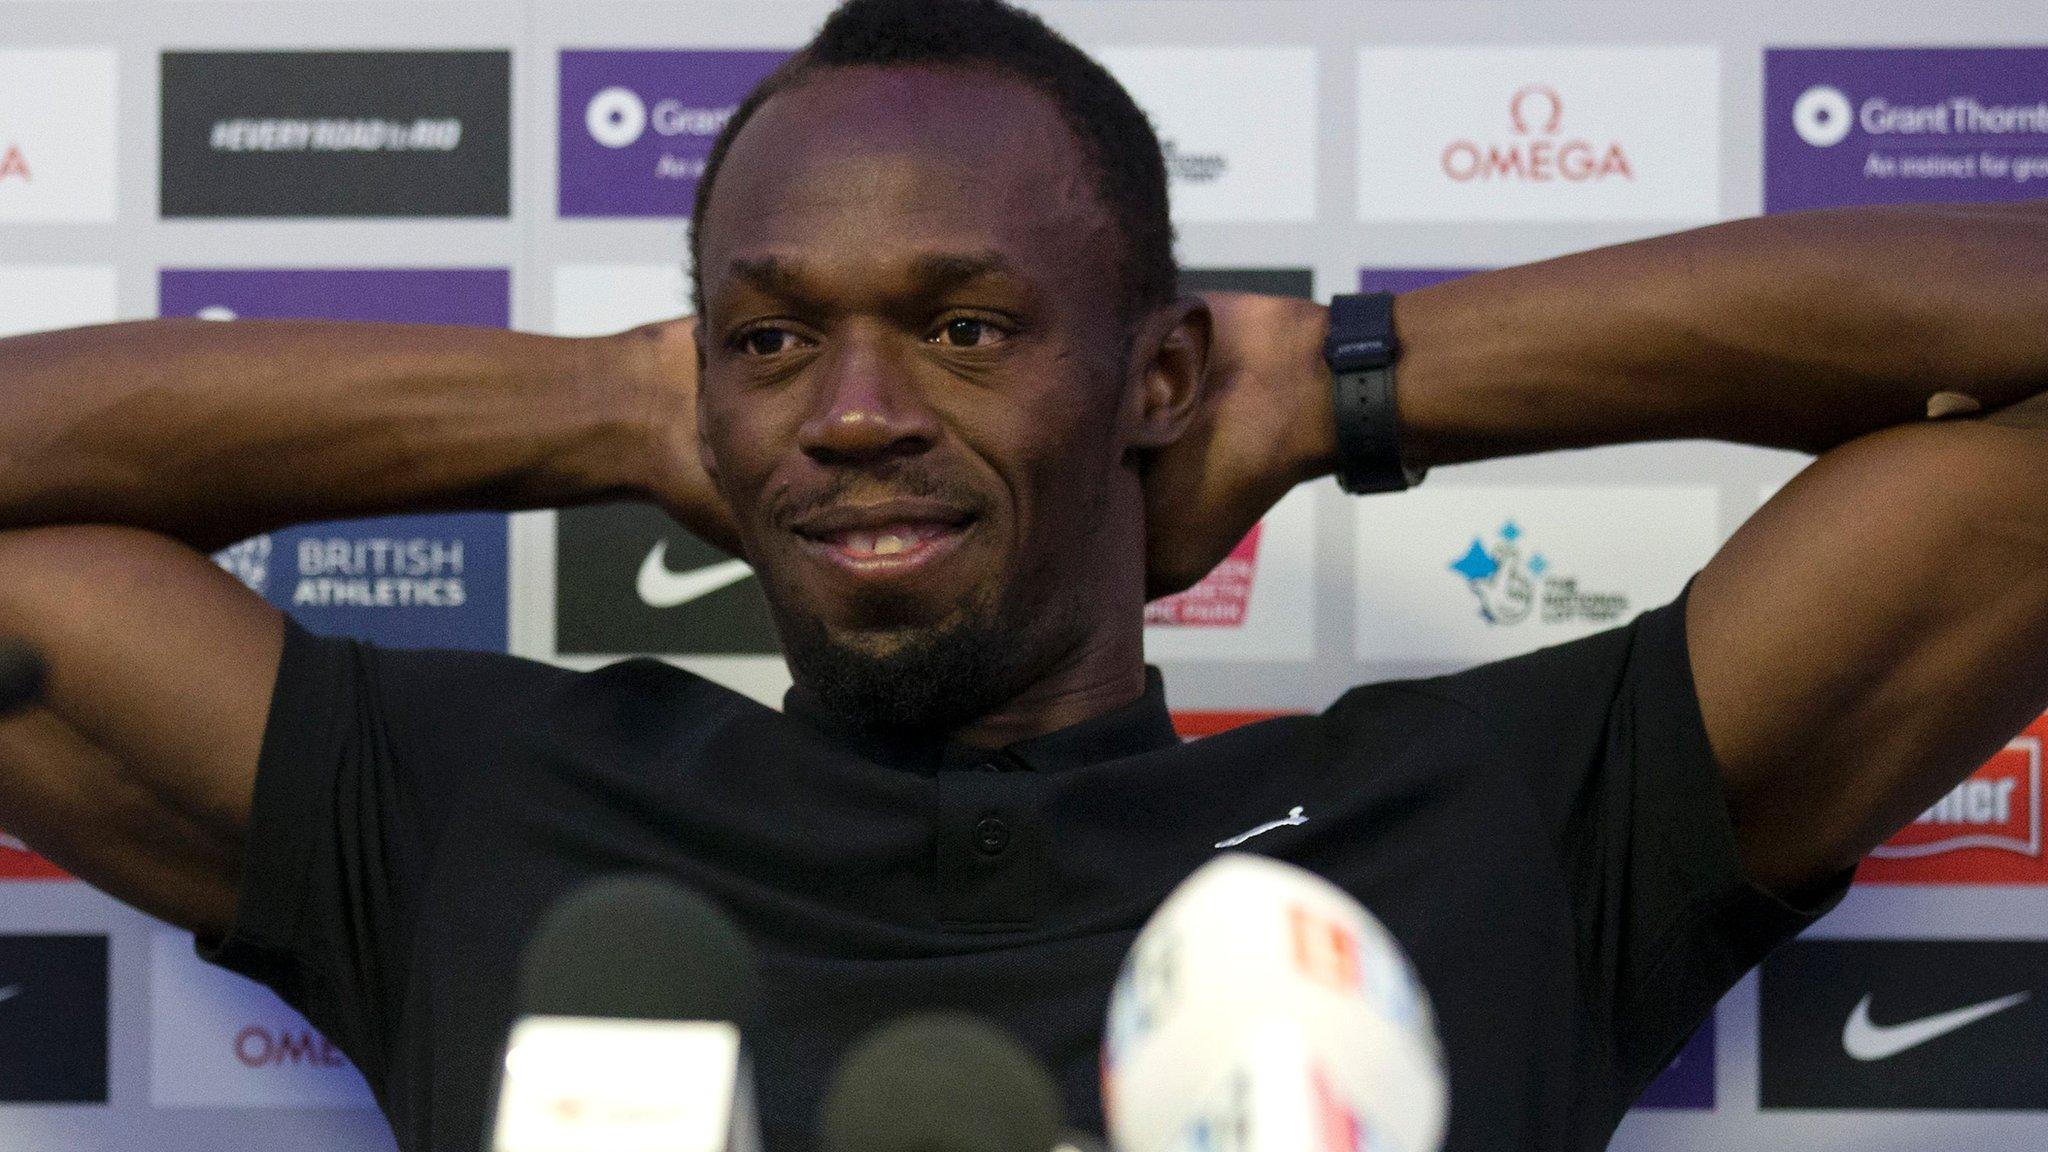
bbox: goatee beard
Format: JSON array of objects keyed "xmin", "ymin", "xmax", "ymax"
[{"xmin": 780, "ymin": 592, "xmax": 1079, "ymax": 737}]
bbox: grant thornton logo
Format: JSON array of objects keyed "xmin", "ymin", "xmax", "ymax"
[
  {"xmin": 1447, "ymin": 520, "xmax": 1627, "ymax": 627},
  {"xmin": 1793, "ymin": 85, "xmax": 1856, "ymax": 148}
]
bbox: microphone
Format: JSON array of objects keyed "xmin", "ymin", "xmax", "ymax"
[
  {"xmin": 1101, "ymin": 854, "xmax": 1447, "ymax": 1152},
  {"xmin": 490, "ymin": 873, "xmax": 762, "ymax": 1152},
  {"xmin": 0, "ymin": 639, "xmax": 43, "ymax": 717},
  {"xmin": 821, "ymin": 1012, "xmax": 1064, "ymax": 1152}
]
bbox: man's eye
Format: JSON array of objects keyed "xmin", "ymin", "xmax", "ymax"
[
  {"xmin": 738, "ymin": 328, "xmax": 802, "ymax": 356},
  {"xmin": 931, "ymin": 318, "xmax": 1004, "ymax": 348}
]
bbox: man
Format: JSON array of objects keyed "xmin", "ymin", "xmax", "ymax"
[{"xmin": 0, "ymin": 0, "xmax": 2044, "ymax": 1149}]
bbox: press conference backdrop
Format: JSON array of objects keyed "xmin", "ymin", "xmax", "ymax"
[{"xmin": 1, "ymin": 0, "xmax": 2045, "ymax": 1148}]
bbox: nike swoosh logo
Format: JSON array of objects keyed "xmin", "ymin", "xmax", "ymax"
[
  {"xmin": 1842, "ymin": 990, "xmax": 2032, "ymax": 1061},
  {"xmin": 0, "ymin": 986, "xmax": 21, "ymax": 1006},
  {"xmin": 1215, "ymin": 806, "xmax": 1308, "ymax": 849},
  {"xmin": 635, "ymin": 543, "xmax": 754, "ymax": 609}
]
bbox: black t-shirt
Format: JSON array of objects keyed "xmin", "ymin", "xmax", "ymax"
[{"xmin": 202, "ymin": 590, "xmax": 1839, "ymax": 1152}]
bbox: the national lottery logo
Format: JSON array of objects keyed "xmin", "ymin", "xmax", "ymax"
[
  {"xmin": 1440, "ymin": 83, "xmax": 1634, "ymax": 185},
  {"xmin": 1446, "ymin": 519, "xmax": 1627, "ymax": 628}
]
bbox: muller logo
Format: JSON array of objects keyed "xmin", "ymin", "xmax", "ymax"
[
  {"xmin": 1442, "ymin": 83, "xmax": 1635, "ymax": 184},
  {"xmin": 1859, "ymin": 715, "xmax": 2048, "ymax": 884}
]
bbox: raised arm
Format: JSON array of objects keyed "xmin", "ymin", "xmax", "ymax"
[
  {"xmin": 0, "ymin": 317, "xmax": 726, "ymax": 550},
  {"xmin": 1154, "ymin": 199, "xmax": 2048, "ymax": 900},
  {"xmin": 0, "ymin": 315, "xmax": 723, "ymax": 937}
]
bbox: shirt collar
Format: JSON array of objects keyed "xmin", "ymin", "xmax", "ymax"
[{"xmin": 783, "ymin": 667, "xmax": 1179, "ymax": 775}]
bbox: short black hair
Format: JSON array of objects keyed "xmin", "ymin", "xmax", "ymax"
[{"xmin": 689, "ymin": 0, "xmax": 1176, "ymax": 324}]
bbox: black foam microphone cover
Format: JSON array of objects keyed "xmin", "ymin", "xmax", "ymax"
[
  {"xmin": 821, "ymin": 1012, "xmax": 1063, "ymax": 1152},
  {"xmin": 515, "ymin": 873, "xmax": 759, "ymax": 1024},
  {"xmin": 0, "ymin": 640, "xmax": 43, "ymax": 717}
]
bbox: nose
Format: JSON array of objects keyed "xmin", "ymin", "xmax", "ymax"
[{"xmin": 796, "ymin": 328, "xmax": 941, "ymax": 466}]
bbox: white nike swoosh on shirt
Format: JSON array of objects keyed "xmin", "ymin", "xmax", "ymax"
[
  {"xmin": 1841, "ymin": 990, "xmax": 2032, "ymax": 1061},
  {"xmin": 1215, "ymin": 806, "xmax": 1308, "ymax": 849},
  {"xmin": 635, "ymin": 543, "xmax": 755, "ymax": 609},
  {"xmin": 0, "ymin": 985, "xmax": 21, "ymax": 1006}
]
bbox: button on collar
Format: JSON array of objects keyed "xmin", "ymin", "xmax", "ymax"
[{"xmin": 974, "ymin": 815, "xmax": 1012, "ymax": 856}]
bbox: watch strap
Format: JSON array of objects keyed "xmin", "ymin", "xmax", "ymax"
[{"xmin": 1325, "ymin": 292, "xmax": 1424, "ymax": 494}]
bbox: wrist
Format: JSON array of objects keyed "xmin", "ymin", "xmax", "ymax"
[
  {"xmin": 1282, "ymin": 296, "xmax": 1342, "ymax": 486},
  {"xmin": 571, "ymin": 325, "xmax": 682, "ymax": 501}
]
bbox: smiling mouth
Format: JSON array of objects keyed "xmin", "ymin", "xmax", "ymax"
[{"xmin": 791, "ymin": 504, "xmax": 978, "ymax": 577}]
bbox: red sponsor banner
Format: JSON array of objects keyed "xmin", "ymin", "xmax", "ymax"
[
  {"xmin": 1145, "ymin": 524, "xmax": 1261, "ymax": 628},
  {"xmin": 0, "ymin": 831, "xmax": 68, "ymax": 880},
  {"xmin": 1857, "ymin": 714, "xmax": 2048, "ymax": 885},
  {"xmin": 1171, "ymin": 709, "xmax": 1298, "ymax": 740}
]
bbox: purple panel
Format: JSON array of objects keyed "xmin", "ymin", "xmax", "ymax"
[
  {"xmin": 1632, "ymin": 1017, "xmax": 1716, "ymax": 1110},
  {"xmin": 1357, "ymin": 268, "xmax": 1484, "ymax": 295},
  {"xmin": 1765, "ymin": 48, "xmax": 2048, "ymax": 213},
  {"xmin": 159, "ymin": 268, "xmax": 511, "ymax": 652},
  {"xmin": 158, "ymin": 268, "xmax": 508, "ymax": 327},
  {"xmin": 559, "ymin": 50, "xmax": 791, "ymax": 218}
]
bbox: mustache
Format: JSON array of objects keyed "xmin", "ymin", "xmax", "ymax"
[{"xmin": 771, "ymin": 465, "xmax": 987, "ymax": 528}]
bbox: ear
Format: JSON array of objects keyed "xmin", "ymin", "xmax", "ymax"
[{"xmin": 1123, "ymin": 296, "xmax": 1211, "ymax": 453}]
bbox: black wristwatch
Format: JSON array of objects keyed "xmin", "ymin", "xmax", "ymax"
[{"xmin": 1323, "ymin": 292, "xmax": 1426, "ymax": 494}]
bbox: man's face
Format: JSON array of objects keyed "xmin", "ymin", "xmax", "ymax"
[{"xmin": 695, "ymin": 65, "xmax": 1149, "ymax": 731}]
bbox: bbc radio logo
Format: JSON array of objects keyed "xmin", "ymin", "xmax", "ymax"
[
  {"xmin": 0, "ymin": 49, "xmax": 118, "ymax": 222},
  {"xmin": 1355, "ymin": 46, "xmax": 1720, "ymax": 224},
  {"xmin": 560, "ymin": 51, "xmax": 789, "ymax": 218},
  {"xmin": 1766, "ymin": 48, "xmax": 2048, "ymax": 212},
  {"xmin": 1093, "ymin": 48, "xmax": 1316, "ymax": 224}
]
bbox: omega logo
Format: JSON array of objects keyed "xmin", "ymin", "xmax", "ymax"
[
  {"xmin": 1441, "ymin": 82, "xmax": 1634, "ymax": 184},
  {"xmin": 234, "ymin": 1024, "xmax": 346, "ymax": 1069},
  {"xmin": 1508, "ymin": 83, "xmax": 1565, "ymax": 135}
]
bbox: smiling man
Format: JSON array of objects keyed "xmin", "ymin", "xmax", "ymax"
[{"xmin": 2, "ymin": 2, "xmax": 2048, "ymax": 1151}]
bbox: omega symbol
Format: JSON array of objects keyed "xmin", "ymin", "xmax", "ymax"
[{"xmin": 1508, "ymin": 84, "xmax": 1564, "ymax": 135}]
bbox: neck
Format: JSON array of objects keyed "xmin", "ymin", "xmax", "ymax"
[{"xmin": 947, "ymin": 621, "xmax": 1150, "ymax": 748}]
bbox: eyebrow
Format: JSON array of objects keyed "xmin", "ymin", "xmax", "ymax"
[{"xmin": 726, "ymin": 250, "xmax": 1022, "ymax": 301}]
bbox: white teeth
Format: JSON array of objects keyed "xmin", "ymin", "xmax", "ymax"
[
  {"xmin": 873, "ymin": 533, "xmax": 907, "ymax": 556},
  {"xmin": 847, "ymin": 530, "xmax": 877, "ymax": 555}
]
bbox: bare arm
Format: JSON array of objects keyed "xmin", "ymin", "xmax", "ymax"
[
  {"xmin": 0, "ymin": 317, "xmax": 729, "ymax": 550},
  {"xmin": 0, "ymin": 314, "xmax": 729, "ymax": 936},
  {"xmin": 1158, "ymin": 200, "xmax": 2048, "ymax": 898}
]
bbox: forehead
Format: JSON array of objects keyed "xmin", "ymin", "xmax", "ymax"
[{"xmin": 699, "ymin": 65, "xmax": 1116, "ymax": 304}]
